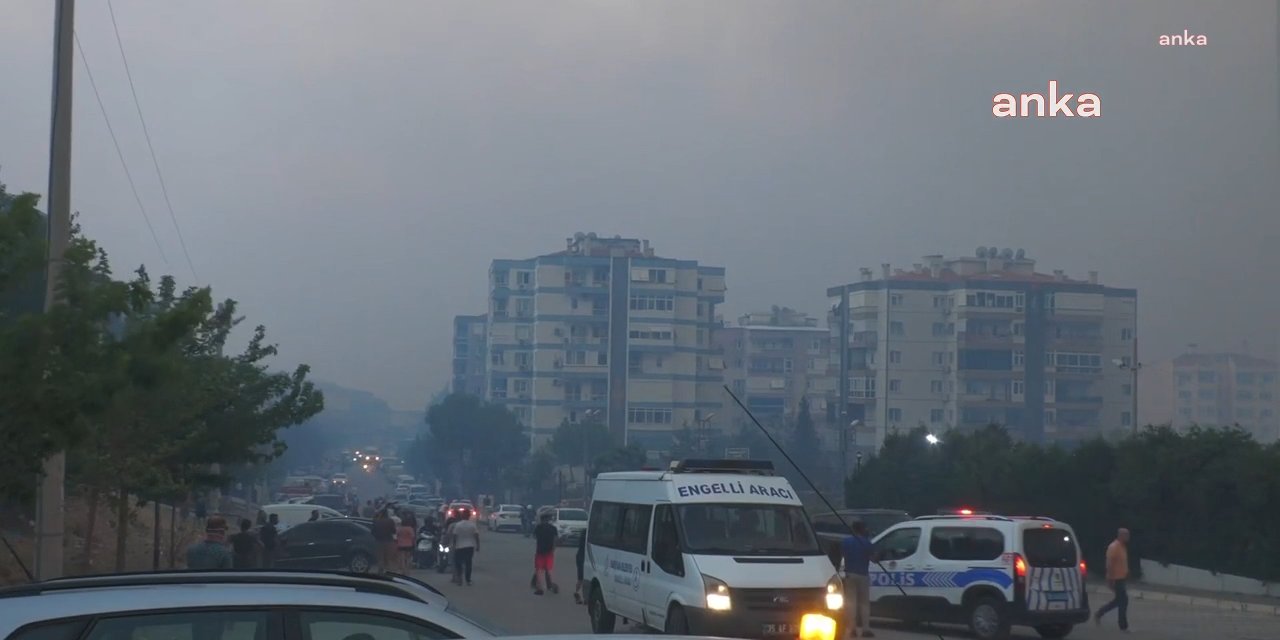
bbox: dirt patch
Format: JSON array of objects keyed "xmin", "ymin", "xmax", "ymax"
[{"xmin": 1, "ymin": 493, "xmax": 245, "ymax": 585}]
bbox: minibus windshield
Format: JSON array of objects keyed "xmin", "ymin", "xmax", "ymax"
[{"xmin": 677, "ymin": 503, "xmax": 823, "ymax": 555}]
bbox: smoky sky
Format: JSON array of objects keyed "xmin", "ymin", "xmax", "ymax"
[{"xmin": 1, "ymin": 1, "xmax": 1276, "ymax": 409}]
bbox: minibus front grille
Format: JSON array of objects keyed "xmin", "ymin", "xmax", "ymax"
[{"xmin": 732, "ymin": 588, "xmax": 825, "ymax": 611}]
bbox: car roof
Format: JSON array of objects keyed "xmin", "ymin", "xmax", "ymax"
[{"xmin": 0, "ymin": 571, "xmax": 475, "ymax": 635}]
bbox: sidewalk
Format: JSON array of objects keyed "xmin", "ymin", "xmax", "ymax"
[{"xmin": 1087, "ymin": 580, "xmax": 1280, "ymax": 616}]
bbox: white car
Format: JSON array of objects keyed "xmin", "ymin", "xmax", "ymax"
[
  {"xmin": 486, "ymin": 504, "xmax": 524, "ymax": 531},
  {"xmin": 331, "ymin": 472, "xmax": 348, "ymax": 486},
  {"xmin": 550, "ymin": 507, "xmax": 588, "ymax": 544},
  {"xmin": 866, "ymin": 513, "xmax": 1090, "ymax": 639}
]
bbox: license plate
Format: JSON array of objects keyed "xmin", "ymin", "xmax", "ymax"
[
  {"xmin": 1048, "ymin": 601, "xmax": 1066, "ymax": 610},
  {"xmin": 762, "ymin": 623, "xmax": 798, "ymax": 635}
]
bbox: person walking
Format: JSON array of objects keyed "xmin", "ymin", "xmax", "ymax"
[
  {"xmin": 397, "ymin": 510, "xmax": 418, "ymax": 572},
  {"xmin": 186, "ymin": 516, "xmax": 233, "ymax": 570},
  {"xmin": 1095, "ymin": 528, "xmax": 1131, "ymax": 631},
  {"xmin": 371, "ymin": 507, "xmax": 399, "ymax": 574},
  {"xmin": 841, "ymin": 520, "xmax": 875, "ymax": 638},
  {"xmin": 573, "ymin": 527, "xmax": 587, "ymax": 604},
  {"xmin": 531, "ymin": 511, "xmax": 559, "ymax": 595},
  {"xmin": 258, "ymin": 513, "xmax": 280, "ymax": 568},
  {"xmin": 449, "ymin": 508, "xmax": 480, "ymax": 585},
  {"xmin": 229, "ymin": 518, "xmax": 263, "ymax": 569}
]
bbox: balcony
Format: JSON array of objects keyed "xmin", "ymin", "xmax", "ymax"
[{"xmin": 957, "ymin": 331, "xmax": 1016, "ymax": 347}]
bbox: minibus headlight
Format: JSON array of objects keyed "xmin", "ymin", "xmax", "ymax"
[
  {"xmin": 800, "ymin": 613, "xmax": 837, "ymax": 640},
  {"xmin": 825, "ymin": 575, "xmax": 844, "ymax": 610},
  {"xmin": 703, "ymin": 575, "xmax": 732, "ymax": 611}
]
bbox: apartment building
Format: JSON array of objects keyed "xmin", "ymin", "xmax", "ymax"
[
  {"xmin": 717, "ymin": 308, "xmax": 836, "ymax": 426},
  {"xmin": 827, "ymin": 248, "xmax": 1138, "ymax": 451},
  {"xmin": 486, "ymin": 233, "xmax": 727, "ymax": 452},
  {"xmin": 1141, "ymin": 352, "xmax": 1279, "ymax": 443},
  {"xmin": 451, "ymin": 314, "xmax": 488, "ymax": 397}
]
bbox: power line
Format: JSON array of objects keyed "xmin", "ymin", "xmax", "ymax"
[
  {"xmin": 73, "ymin": 30, "xmax": 169, "ymax": 268},
  {"xmin": 107, "ymin": 0, "xmax": 198, "ymax": 282}
]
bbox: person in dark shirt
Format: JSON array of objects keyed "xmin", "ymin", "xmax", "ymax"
[
  {"xmin": 531, "ymin": 511, "xmax": 559, "ymax": 595},
  {"xmin": 573, "ymin": 527, "xmax": 587, "ymax": 604},
  {"xmin": 841, "ymin": 521, "xmax": 875, "ymax": 638},
  {"xmin": 258, "ymin": 513, "xmax": 279, "ymax": 567},
  {"xmin": 229, "ymin": 518, "xmax": 262, "ymax": 568},
  {"xmin": 372, "ymin": 508, "xmax": 398, "ymax": 573}
]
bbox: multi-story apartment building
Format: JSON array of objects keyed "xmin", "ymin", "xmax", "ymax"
[
  {"xmin": 1141, "ymin": 352, "xmax": 1279, "ymax": 443},
  {"xmin": 717, "ymin": 308, "xmax": 836, "ymax": 426},
  {"xmin": 451, "ymin": 314, "xmax": 488, "ymax": 397},
  {"xmin": 486, "ymin": 233, "xmax": 727, "ymax": 452},
  {"xmin": 827, "ymin": 249, "xmax": 1137, "ymax": 452}
]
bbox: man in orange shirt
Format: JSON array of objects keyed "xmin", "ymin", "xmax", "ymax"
[{"xmin": 1094, "ymin": 527, "xmax": 1131, "ymax": 631}]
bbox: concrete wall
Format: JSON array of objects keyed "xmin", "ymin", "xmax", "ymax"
[{"xmin": 1140, "ymin": 559, "xmax": 1280, "ymax": 598}]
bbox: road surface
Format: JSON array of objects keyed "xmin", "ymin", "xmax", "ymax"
[
  {"xmin": 410, "ymin": 530, "xmax": 1280, "ymax": 640},
  {"xmin": 343, "ymin": 463, "xmax": 396, "ymax": 507}
]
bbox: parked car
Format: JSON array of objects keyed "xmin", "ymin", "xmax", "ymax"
[
  {"xmin": 0, "ymin": 571, "xmax": 497, "ymax": 638},
  {"xmin": 276, "ymin": 519, "xmax": 379, "ymax": 573},
  {"xmin": 549, "ymin": 507, "xmax": 588, "ymax": 544}
]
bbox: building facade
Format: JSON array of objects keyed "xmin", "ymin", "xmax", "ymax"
[
  {"xmin": 485, "ymin": 233, "xmax": 726, "ymax": 452},
  {"xmin": 828, "ymin": 249, "xmax": 1138, "ymax": 452},
  {"xmin": 717, "ymin": 308, "xmax": 836, "ymax": 427},
  {"xmin": 1141, "ymin": 352, "xmax": 1278, "ymax": 443},
  {"xmin": 451, "ymin": 314, "xmax": 488, "ymax": 397}
]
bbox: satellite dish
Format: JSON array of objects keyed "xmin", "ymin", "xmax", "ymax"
[
  {"xmin": 1001, "ymin": 248, "xmax": 1014, "ymax": 259},
  {"xmin": 976, "ymin": 247, "xmax": 987, "ymax": 258},
  {"xmin": 574, "ymin": 232, "xmax": 585, "ymax": 242},
  {"xmin": 989, "ymin": 247, "xmax": 999, "ymax": 258},
  {"xmin": 1015, "ymin": 249, "xmax": 1026, "ymax": 259},
  {"xmin": 587, "ymin": 232, "xmax": 598, "ymax": 240}
]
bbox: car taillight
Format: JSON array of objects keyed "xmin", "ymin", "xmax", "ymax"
[
  {"xmin": 1079, "ymin": 561, "xmax": 1087, "ymax": 576},
  {"xmin": 1013, "ymin": 554, "xmax": 1027, "ymax": 578}
]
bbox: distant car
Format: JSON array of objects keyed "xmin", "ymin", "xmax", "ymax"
[
  {"xmin": 486, "ymin": 504, "xmax": 524, "ymax": 532},
  {"xmin": 444, "ymin": 501, "xmax": 475, "ymax": 521},
  {"xmin": 330, "ymin": 472, "xmax": 348, "ymax": 486},
  {"xmin": 549, "ymin": 507, "xmax": 588, "ymax": 544}
]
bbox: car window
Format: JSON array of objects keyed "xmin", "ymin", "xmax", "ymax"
[
  {"xmin": 588, "ymin": 501, "xmax": 623, "ymax": 548},
  {"xmin": 298, "ymin": 610, "xmax": 458, "ymax": 640},
  {"xmin": 929, "ymin": 526, "xmax": 1005, "ymax": 561},
  {"xmin": 874, "ymin": 527, "xmax": 922, "ymax": 561},
  {"xmin": 83, "ymin": 611, "xmax": 269, "ymax": 640},
  {"xmin": 7, "ymin": 620, "xmax": 89, "ymax": 640},
  {"xmin": 619, "ymin": 505, "xmax": 652, "ymax": 553},
  {"xmin": 1023, "ymin": 528, "xmax": 1080, "ymax": 568}
]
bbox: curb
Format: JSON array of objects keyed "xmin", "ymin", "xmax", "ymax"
[{"xmin": 1087, "ymin": 585, "xmax": 1280, "ymax": 616}]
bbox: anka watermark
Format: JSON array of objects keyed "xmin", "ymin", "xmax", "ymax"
[{"xmin": 992, "ymin": 80, "xmax": 1100, "ymax": 118}]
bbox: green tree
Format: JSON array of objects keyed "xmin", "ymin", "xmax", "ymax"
[
  {"xmin": 423, "ymin": 393, "xmax": 529, "ymax": 496},
  {"xmin": 592, "ymin": 444, "xmax": 647, "ymax": 474},
  {"xmin": 548, "ymin": 419, "xmax": 613, "ymax": 466}
]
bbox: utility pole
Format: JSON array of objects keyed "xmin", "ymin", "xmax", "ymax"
[{"xmin": 34, "ymin": 0, "xmax": 75, "ymax": 581}]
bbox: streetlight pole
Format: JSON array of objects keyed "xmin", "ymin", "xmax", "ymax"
[
  {"xmin": 583, "ymin": 409, "xmax": 601, "ymax": 502},
  {"xmin": 34, "ymin": 0, "xmax": 76, "ymax": 581},
  {"xmin": 1113, "ymin": 359, "xmax": 1142, "ymax": 435}
]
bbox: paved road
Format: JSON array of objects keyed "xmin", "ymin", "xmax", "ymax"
[
  {"xmin": 411, "ymin": 531, "xmax": 1280, "ymax": 640},
  {"xmin": 343, "ymin": 464, "xmax": 395, "ymax": 506}
]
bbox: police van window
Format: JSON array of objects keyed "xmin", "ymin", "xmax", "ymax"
[
  {"xmin": 874, "ymin": 527, "xmax": 921, "ymax": 561},
  {"xmin": 588, "ymin": 501, "xmax": 624, "ymax": 549},
  {"xmin": 928, "ymin": 526, "xmax": 1005, "ymax": 561},
  {"xmin": 1022, "ymin": 528, "xmax": 1079, "ymax": 568},
  {"xmin": 651, "ymin": 504, "xmax": 684, "ymax": 576},
  {"xmin": 620, "ymin": 504, "xmax": 653, "ymax": 553}
]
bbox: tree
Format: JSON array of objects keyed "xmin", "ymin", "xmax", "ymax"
[
  {"xmin": 592, "ymin": 444, "xmax": 647, "ymax": 474},
  {"xmin": 422, "ymin": 393, "xmax": 529, "ymax": 496},
  {"xmin": 789, "ymin": 398, "xmax": 822, "ymax": 463},
  {"xmin": 548, "ymin": 419, "xmax": 613, "ymax": 466}
]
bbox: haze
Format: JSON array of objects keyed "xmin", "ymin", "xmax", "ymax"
[{"xmin": 1, "ymin": 0, "xmax": 1276, "ymax": 409}]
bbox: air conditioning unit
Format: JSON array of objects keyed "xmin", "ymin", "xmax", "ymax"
[
  {"xmin": 517, "ymin": 282, "xmax": 529, "ymax": 290},
  {"xmin": 518, "ymin": 338, "xmax": 529, "ymax": 345}
]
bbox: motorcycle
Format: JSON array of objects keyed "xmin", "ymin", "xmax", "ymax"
[
  {"xmin": 435, "ymin": 540, "xmax": 452, "ymax": 573},
  {"xmin": 413, "ymin": 532, "xmax": 437, "ymax": 570}
]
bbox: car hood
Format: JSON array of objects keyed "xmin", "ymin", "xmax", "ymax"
[
  {"xmin": 557, "ymin": 521, "xmax": 588, "ymax": 530},
  {"xmin": 689, "ymin": 554, "xmax": 837, "ymax": 589}
]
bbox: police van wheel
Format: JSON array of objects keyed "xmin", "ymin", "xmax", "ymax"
[
  {"xmin": 967, "ymin": 597, "xmax": 1010, "ymax": 640},
  {"xmin": 589, "ymin": 584, "xmax": 616, "ymax": 633},
  {"xmin": 663, "ymin": 605, "xmax": 689, "ymax": 635},
  {"xmin": 1034, "ymin": 623, "xmax": 1073, "ymax": 639}
]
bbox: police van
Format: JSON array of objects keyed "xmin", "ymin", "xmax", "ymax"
[
  {"xmin": 584, "ymin": 459, "xmax": 843, "ymax": 639},
  {"xmin": 864, "ymin": 513, "xmax": 1090, "ymax": 639}
]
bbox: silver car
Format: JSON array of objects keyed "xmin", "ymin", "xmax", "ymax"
[{"xmin": 0, "ymin": 570, "xmax": 495, "ymax": 638}]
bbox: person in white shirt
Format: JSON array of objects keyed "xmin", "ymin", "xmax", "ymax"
[{"xmin": 448, "ymin": 508, "xmax": 480, "ymax": 585}]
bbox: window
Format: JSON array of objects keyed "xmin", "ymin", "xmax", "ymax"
[
  {"xmin": 1237, "ymin": 408, "xmax": 1254, "ymax": 419},
  {"xmin": 809, "ymin": 358, "xmax": 817, "ymax": 371},
  {"xmin": 930, "ymin": 380, "xmax": 944, "ymax": 393},
  {"xmin": 1177, "ymin": 390, "xmax": 1191, "ymax": 400},
  {"xmin": 889, "ymin": 379, "xmax": 902, "ymax": 393},
  {"xmin": 933, "ymin": 295, "xmax": 948, "ymax": 308},
  {"xmin": 648, "ymin": 269, "xmax": 668, "ymax": 283},
  {"xmin": 515, "ymin": 325, "xmax": 532, "ymax": 341},
  {"xmin": 1180, "ymin": 407, "xmax": 1193, "ymax": 419},
  {"xmin": 299, "ymin": 610, "xmax": 457, "ymax": 640},
  {"xmin": 1120, "ymin": 328, "xmax": 1133, "ymax": 341},
  {"xmin": 589, "ymin": 501, "xmax": 624, "ymax": 548},
  {"xmin": 1198, "ymin": 389, "xmax": 1215, "ymax": 400},
  {"xmin": 516, "ymin": 271, "xmax": 532, "ymax": 285},
  {"xmin": 890, "ymin": 321, "xmax": 905, "ymax": 336},
  {"xmin": 1012, "ymin": 380, "xmax": 1025, "ymax": 395},
  {"xmin": 1122, "ymin": 384, "xmax": 1132, "ymax": 396},
  {"xmin": 1022, "ymin": 528, "xmax": 1079, "ymax": 568},
  {"xmin": 513, "ymin": 380, "xmax": 529, "ymax": 394},
  {"xmin": 1177, "ymin": 373, "xmax": 1192, "ymax": 386},
  {"xmin": 628, "ymin": 407, "xmax": 673, "ymax": 424},
  {"xmin": 490, "ymin": 351, "xmax": 504, "ymax": 365},
  {"xmin": 783, "ymin": 358, "xmax": 793, "ymax": 373},
  {"xmin": 629, "ymin": 329, "xmax": 673, "ymax": 340},
  {"xmin": 1198, "ymin": 370, "xmax": 1217, "ymax": 383},
  {"xmin": 889, "ymin": 351, "xmax": 902, "ymax": 364},
  {"xmin": 83, "ymin": 612, "xmax": 271, "ymax": 640},
  {"xmin": 629, "ymin": 295, "xmax": 674, "ymax": 311},
  {"xmin": 655, "ymin": 355, "xmax": 663, "ymax": 368},
  {"xmin": 1237, "ymin": 389, "xmax": 1255, "ymax": 401},
  {"xmin": 697, "ymin": 329, "xmax": 706, "ymax": 345},
  {"xmin": 1121, "ymin": 412, "xmax": 1131, "ymax": 427},
  {"xmin": 811, "ymin": 338, "xmax": 823, "ymax": 352},
  {"xmin": 651, "ymin": 504, "xmax": 684, "ymax": 576},
  {"xmin": 1013, "ymin": 350, "xmax": 1025, "ymax": 367},
  {"xmin": 873, "ymin": 527, "xmax": 921, "ymax": 561},
  {"xmin": 889, "ymin": 293, "xmax": 903, "ymax": 306},
  {"xmin": 887, "ymin": 408, "xmax": 902, "ymax": 422},
  {"xmin": 515, "ymin": 299, "xmax": 533, "ymax": 317},
  {"xmin": 932, "ymin": 322, "xmax": 947, "ymax": 336},
  {"xmin": 931, "ymin": 351, "xmax": 945, "ymax": 365},
  {"xmin": 597, "ymin": 352, "xmax": 608, "ymax": 366},
  {"xmin": 930, "ymin": 409, "xmax": 944, "ymax": 424},
  {"xmin": 1012, "ymin": 322, "xmax": 1023, "ymax": 336},
  {"xmin": 929, "ymin": 526, "xmax": 1005, "ymax": 561},
  {"xmin": 493, "ymin": 270, "xmax": 508, "ymax": 286},
  {"xmin": 620, "ymin": 504, "xmax": 653, "ymax": 554}
]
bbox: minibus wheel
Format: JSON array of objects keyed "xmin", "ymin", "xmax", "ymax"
[
  {"xmin": 663, "ymin": 604, "xmax": 689, "ymax": 635},
  {"xmin": 589, "ymin": 582, "xmax": 616, "ymax": 633}
]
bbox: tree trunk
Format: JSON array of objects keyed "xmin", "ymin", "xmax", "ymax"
[
  {"xmin": 82, "ymin": 485, "xmax": 101, "ymax": 571},
  {"xmin": 114, "ymin": 487, "xmax": 130, "ymax": 572}
]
